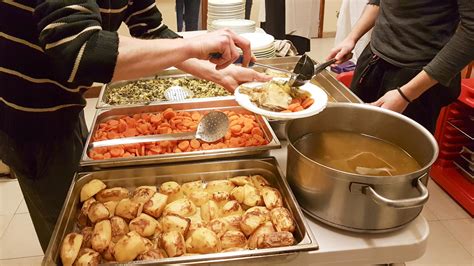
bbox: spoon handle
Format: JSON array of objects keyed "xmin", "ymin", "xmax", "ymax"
[{"xmin": 90, "ymin": 132, "xmax": 196, "ymax": 148}]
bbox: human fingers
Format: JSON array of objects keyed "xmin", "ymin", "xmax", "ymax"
[
  {"xmin": 226, "ymin": 29, "xmax": 252, "ymax": 67},
  {"xmin": 326, "ymin": 47, "xmax": 341, "ymax": 61},
  {"xmin": 370, "ymin": 98, "xmax": 384, "ymax": 107}
]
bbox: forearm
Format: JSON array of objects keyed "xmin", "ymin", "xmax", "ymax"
[
  {"xmin": 112, "ymin": 35, "xmax": 195, "ymax": 82},
  {"xmin": 175, "ymin": 59, "xmax": 223, "ymax": 84},
  {"xmin": 400, "ymin": 70, "xmax": 438, "ymax": 101},
  {"xmin": 346, "ymin": 4, "xmax": 379, "ymax": 43}
]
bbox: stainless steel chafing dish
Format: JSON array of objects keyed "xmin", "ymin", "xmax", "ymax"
[
  {"xmin": 96, "ymin": 57, "xmax": 362, "ymax": 110},
  {"xmin": 43, "ymin": 157, "xmax": 319, "ymax": 265},
  {"xmin": 81, "ymin": 99, "xmax": 280, "ymax": 170}
]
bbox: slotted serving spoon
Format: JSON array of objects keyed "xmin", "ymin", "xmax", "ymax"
[{"xmin": 90, "ymin": 111, "xmax": 229, "ymax": 149}]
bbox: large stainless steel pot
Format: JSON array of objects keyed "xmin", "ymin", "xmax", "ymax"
[{"xmin": 286, "ymin": 103, "xmax": 438, "ymax": 233}]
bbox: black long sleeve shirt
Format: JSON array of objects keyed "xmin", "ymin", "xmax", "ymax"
[{"xmin": 368, "ymin": 0, "xmax": 474, "ymax": 86}]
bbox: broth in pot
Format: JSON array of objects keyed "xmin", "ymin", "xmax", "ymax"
[{"xmin": 293, "ymin": 131, "xmax": 421, "ymax": 176}]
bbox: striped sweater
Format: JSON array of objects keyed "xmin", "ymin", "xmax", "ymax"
[{"xmin": 0, "ymin": 0, "xmax": 179, "ymax": 139}]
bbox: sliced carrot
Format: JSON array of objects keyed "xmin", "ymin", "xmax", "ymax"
[
  {"xmin": 110, "ymin": 147, "xmax": 125, "ymax": 157},
  {"xmin": 301, "ymin": 98, "xmax": 315, "ymax": 109},
  {"xmin": 174, "ymin": 147, "xmax": 182, "ymax": 153},
  {"xmin": 190, "ymin": 139, "xmax": 201, "ymax": 149},
  {"xmin": 178, "ymin": 140, "xmax": 190, "ymax": 151},
  {"xmin": 108, "ymin": 119, "xmax": 119, "ymax": 126},
  {"xmin": 103, "ymin": 152, "xmax": 112, "ymax": 159},
  {"xmin": 288, "ymin": 103, "xmax": 301, "ymax": 112},
  {"xmin": 202, "ymin": 143, "xmax": 210, "ymax": 150},
  {"xmin": 291, "ymin": 98, "xmax": 302, "ymax": 104},
  {"xmin": 251, "ymin": 127, "xmax": 264, "ymax": 137},
  {"xmin": 150, "ymin": 114, "xmax": 162, "ymax": 124},
  {"xmin": 281, "ymin": 110, "xmax": 292, "ymax": 113},
  {"xmin": 230, "ymin": 125, "xmax": 242, "ymax": 134},
  {"xmin": 294, "ymin": 106, "xmax": 304, "ymax": 112},
  {"xmin": 163, "ymin": 108, "xmax": 176, "ymax": 120}
]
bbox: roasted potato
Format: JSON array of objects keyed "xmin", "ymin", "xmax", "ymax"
[
  {"xmin": 243, "ymin": 184, "xmax": 263, "ymax": 207},
  {"xmin": 185, "ymin": 228, "xmax": 221, "ymax": 254},
  {"xmin": 137, "ymin": 249, "xmax": 167, "ymax": 261},
  {"xmin": 200, "ymin": 200, "xmax": 220, "ymax": 222},
  {"xmin": 221, "ymin": 215, "xmax": 242, "ymax": 232},
  {"xmin": 110, "ymin": 216, "xmax": 129, "ymax": 242},
  {"xmin": 163, "ymin": 198, "xmax": 197, "ymax": 217},
  {"xmin": 256, "ymin": 231, "xmax": 295, "ymax": 248},
  {"xmin": 270, "ymin": 207, "xmax": 296, "ymax": 233},
  {"xmin": 132, "ymin": 186, "xmax": 157, "ymax": 203},
  {"xmin": 75, "ymin": 248, "xmax": 100, "ymax": 266},
  {"xmin": 161, "ymin": 231, "xmax": 186, "ymax": 257},
  {"xmin": 221, "ymin": 230, "xmax": 248, "ymax": 250},
  {"xmin": 88, "ymin": 202, "xmax": 110, "ymax": 224},
  {"xmin": 159, "ymin": 181, "xmax": 184, "ymax": 203},
  {"xmin": 91, "ymin": 219, "xmax": 111, "ymax": 253},
  {"xmin": 205, "ymin": 180, "xmax": 235, "ymax": 194},
  {"xmin": 95, "ymin": 187, "xmax": 129, "ymax": 202},
  {"xmin": 186, "ymin": 219, "xmax": 206, "ymax": 240},
  {"xmin": 129, "ymin": 213, "xmax": 159, "ymax": 237},
  {"xmin": 143, "ymin": 192, "xmax": 168, "ymax": 218},
  {"xmin": 222, "ymin": 247, "xmax": 247, "ymax": 252},
  {"xmin": 240, "ymin": 207, "xmax": 270, "ymax": 236},
  {"xmin": 80, "ymin": 179, "xmax": 106, "ymax": 202},
  {"xmin": 181, "ymin": 180, "xmax": 204, "ymax": 196},
  {"xmin": 188, "ymin": 190, "xmax": 210, "ymax": 207},
  {"xmin": 221, "ymin": 200, "xmax": 243, "ymax": 217},
  {"xmin": 231, "ymin": 184, "xmax": 262, "ymax": 207},
  {"xmin": 103, "ymin": 201, "xmax": 118, "ymax": 218},
  {"xmin": 160, "ymin": 214, "xmax": 190, "ymax": 236},
  {"xmin": 78, "ymin": 198, "xmax": 96, "ymax": 228},
  {"xmin": 102, "ymin": 241, "xmax": 115, "ymax": 261},
  {"xmin": 248, "ymin": 221, "xmax": 275, "ymax": 249},
  {"xmin": 80, "ymin": 227, "xmax": 93, "ymax": 249},
  {"xmin": 210, "ymin": 191, "xmax": 230, "ymax": 209},
  {"xmin": 115, "ymin": 198, "xmax": 142, "ymax": 220},
  {"xmin": 228, "ymin": 175, "xmax": 252, "ymax": 186},
  {"xmin": 60, "ymin": 233, "xmax": 83, "ymax": 266},
  {"xmin": 114, "ymin": 231, "xmax": 146, "ymax": 262},
  {"xmin": 250, "ymin": 175, "xmax": 270, "ymax": 190},
  {"xmin": 207, "ymin": 218, "xmax": 229, "ymax": 238},
  {"xmin": 141, "ymin": 236, "xmax": 154, "ymax": 253},
  {"xmin": 261, "ymin": 187, "xmax": 283, "ymax": 210}
]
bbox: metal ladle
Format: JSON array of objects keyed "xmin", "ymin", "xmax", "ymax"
[{"xmin": 90, "ymin": 111, "xmax": 229, "ymax": 149}]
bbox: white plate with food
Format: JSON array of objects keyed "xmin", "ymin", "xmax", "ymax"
[{"xmin": 234, "ymin": 78, "xmax": 328, "ymax": 120}]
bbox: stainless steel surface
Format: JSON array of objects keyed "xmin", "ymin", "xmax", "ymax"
[
  {"xmin": 363, "ymin": 174, "xmax": 429, "ymax": 208},
  {"xmin": 90, "ymin": 111, "xmax": 229, "ymax": 148},
  {"xmin": 43, "ymin": 157, "xmax": 319, "ymax": 265},
  {"xmin": 82, "ymin": 99, "xmax": 281, "ymax": 169},
  {"xmin": 286, "ymin": 103, "xmax": 439, "ymax": 232}
]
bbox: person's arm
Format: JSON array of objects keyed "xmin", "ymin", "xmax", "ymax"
[
  {"xmin": 123, "ymin": 0, "xmax": 181, "ymax": 39},
  {"xmin": 327, "ymin": 1, "xmax": 380, "ymax": 63},
  {"xmin": 372, "ymin": 0, "xmax": 474, "ymax": 113},
  {"xmin": 35, "ymin": 1, "xmax": 251, "ymax": 85}
]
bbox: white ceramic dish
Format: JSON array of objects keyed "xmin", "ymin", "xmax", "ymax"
[{"xmin": 234, "ymin": 79, "xmax": 328, "ymax": 120}]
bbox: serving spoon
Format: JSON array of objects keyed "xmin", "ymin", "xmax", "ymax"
[{"xmin": 90, "ymin": 111, "xmax": 229, "ymax": 149}]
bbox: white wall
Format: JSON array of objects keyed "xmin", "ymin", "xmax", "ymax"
[{"xmin": 323, "ymin": 0, "xmax": 342, "ymax": 34}]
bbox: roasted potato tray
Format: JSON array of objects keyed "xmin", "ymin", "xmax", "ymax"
[
  {"xmin": 81, "ymin": 99, "xmax": 281, "ymax": 169},
  {"xmin": 43, "ymin": 157, "xmax": 319, "ymax": 265}
]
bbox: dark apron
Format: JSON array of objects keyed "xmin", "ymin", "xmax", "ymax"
[
  {"xmin": 351, "ymin": 44, "xmax": 461, "ymax": 133},
  {"xmin": 0, "ymin": 112, "xmax": 87, "ymax": 251}
]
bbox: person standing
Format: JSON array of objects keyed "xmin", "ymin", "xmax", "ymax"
[
  {"xmin": 327, "ymin": 0, "xmax": 474, "ymax": 133},
  {"xmin": 176, "ymin": 0, "xmax": 201, "ymax": 31},
  {"xmin": 0, "ymin": 0, "xmax": 267, "ymax": 251}
]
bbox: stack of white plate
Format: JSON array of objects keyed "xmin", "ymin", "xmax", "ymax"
[
  {"xmin": 208, "ymin": 0, "xmax": 245, "ymax": 29},
  {"xmin": 209, "ymin": 19, "xmax": 256, "ymax": 34},
  {"xmin": 240, "ymin": 32, "xmax": 276, "ymax": 58}
]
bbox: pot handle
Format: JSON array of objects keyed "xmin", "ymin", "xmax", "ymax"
[{"xmin": 362, "ymin": 175, "xmax": 429, "ymax": 209}]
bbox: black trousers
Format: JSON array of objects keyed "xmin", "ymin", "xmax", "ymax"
[
  {"xmin": 0, "ymin": 112, "xmax": 87, "ymax": 251},
  {"xmin": 351, "ymin": 45, "xmax": 461, "ymax": 133}
]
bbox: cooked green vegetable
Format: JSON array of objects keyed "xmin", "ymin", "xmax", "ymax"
[{"xmin": 104, "ymin": 77, "xmax": 230, "ymax": 105}]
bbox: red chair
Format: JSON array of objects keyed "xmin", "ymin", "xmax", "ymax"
[{"xmin": 336, "ymin": 71, "xmax": 354, "ymax": 88}]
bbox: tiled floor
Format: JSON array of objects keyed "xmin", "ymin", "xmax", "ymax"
[{"xmin": 0, "ymin": 33, "xmax": 472, "ymax": 266}]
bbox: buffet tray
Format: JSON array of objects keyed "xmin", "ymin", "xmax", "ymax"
[
  {"xmin": 81, "ymin": 99, "xmax": 281, "ymax": 170},
  {"xmin": 96, "ymin": 57, "xmax": 362, "ymax": 109},
  {"xmin": 43, "ymin": 157, "xmax": 319, "ymax": 265},
  {"xmin": 96, "ymin": 70, "xmax": 234, "ymax": 109}
]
